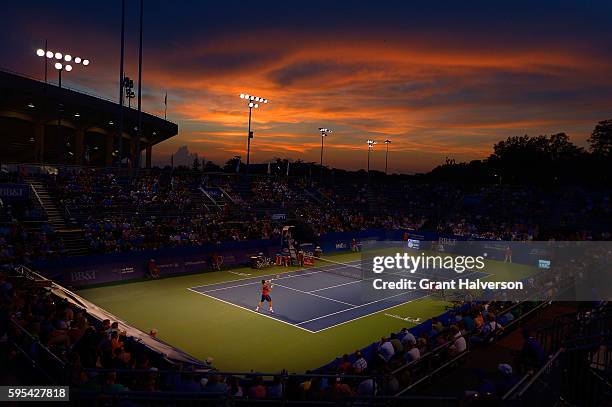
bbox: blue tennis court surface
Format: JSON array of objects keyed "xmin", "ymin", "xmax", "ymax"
[{"xmin": 188, "ymin": 260, "xmax": 489, "ymax": 333}]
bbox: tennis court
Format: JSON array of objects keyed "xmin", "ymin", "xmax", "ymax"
[{"xmin": 188, "ymin": 258, "xmax": 489, "ymax": 333}]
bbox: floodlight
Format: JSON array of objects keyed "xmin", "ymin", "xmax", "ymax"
[
  {"xmin": 55, "ymin": 52, "xmax": 62, "ymax": 60},
  {"xmin": 65, "ymin": 64, "xmax": 72, "ymax": 71},
  {"xmin": 36, "ymin": 49, "xmax": 45, "ymax": 57},
  {"xmin": 64, "ymin": 54, "xmax": 72, "ymax": 62},
  {"xmin": 74, "ymin": 57, "xmax": 81, "ymax": 64},
  {"xmin": 82, "ymin": 59, "xmax": 89, "ymax": 65},
  {"xmin": 54, "ymin": 62, "xmax": 63, "ymax": 70},
  {"xmin": 46, "ymin": 51, "xmax": 54, "ymax": 58}
]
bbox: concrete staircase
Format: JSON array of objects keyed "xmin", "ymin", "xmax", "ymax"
[
  {"xmin": 27, "ymin": 179, "xmax": 66, "ymax": 230},
  {"xmin": 26, "ymin": 178, "xmax": 90, "ymax": 256}
]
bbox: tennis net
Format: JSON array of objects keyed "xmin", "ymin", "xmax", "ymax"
[{"xmin": 306, "ymin": 256, "xmax": 365, "ymax": 280}]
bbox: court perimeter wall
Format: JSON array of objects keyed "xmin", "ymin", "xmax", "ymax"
[{"xmin": 32, "ymin": 228, "xmax": 531, "ymax": 288}]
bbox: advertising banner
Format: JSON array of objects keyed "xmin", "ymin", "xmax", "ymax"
[{"xmin": 0, "ymin": 183, "xmax": 30, "ymax": 201}]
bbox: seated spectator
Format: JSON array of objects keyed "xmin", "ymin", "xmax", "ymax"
[
  {"xmin": 227, "ymin": 376, "xmax": 244, "ymax": 397},
  {"xmin": 405, "ymin": 342, "xmax": 420, "ymax": 362},
  {"xmin": 495, "ymin": 363, "xmax": 518, "ymax": 397},
  {"xmin": 390, "ymin": 333, "xmax": 404, "ymax": 355},
  {"xmin": 175, "ymin": 372, "xmax": 201, "ymax": 393},
  {"xmin": 462, "ymin": 312, "xmax": 476, "ymax": 333},
  {"xmin": 102, "ymin": 371, "xmax": 128, "ymax": 393},
  {"xmin": 357, "ymin": 377, "xmax": 376, "ymax": 396},
  {"xmin": 352, "ymin": 351, "xmax": 367, "ymax": 374},
  {"xmin": 471, "ymin": 314, "xmax": 503, "ymax": 345},
  {"xmin": 330, "ymin": 377, "xmax": 354, "ymax": 398},
  {"xmin": 518, "ymin": 329, "xmax": 546, "ymax": 371},
  {"xmin": 147, "ymin": 259, "xmax": 160, "ymax": 278},
  {"xmin": 377, "ymin": 337, "xmax": 395, "ymax": 363},
  {"xmin": 399, "ymin": 328, "xmax": 416, "ymax": 346},
  {"xmin": 448, "ymin": 326, "xmax": 467, "ymax": 355},
  {"xmin": 248, "ymin": 376, "xmax": 267, "ymax": 399},
  {"xmin": 431, "ymin": 317, "xmax": 444, "ymax": 333},
  {"xmin": 267, "ymin": 376, "xmax": 283, "ymax": 399},
  {"xmin": 337, "ymin": 354, "xmax": 352, "ymax": 374},
  {"xmin": 202, "ymin": 374, "xmax": 228, "ymax": 394}
]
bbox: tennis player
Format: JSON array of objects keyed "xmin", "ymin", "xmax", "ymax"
[{"xmin": 256, "ymin": 279, "xmax": 274, "ymax": 313}]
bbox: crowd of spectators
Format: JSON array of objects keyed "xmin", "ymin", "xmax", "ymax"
[
  {"xmin": 46, "ymin": 170, "xmax": 284, "ymax": 254},
  {"xmin": 3, "ymin": 261, "xmax": 610, "ymax": 403},
  {"xmin": 0, "ymin": 169, "xmax": 609, "ymax": 261},
  {"xmin": 0, "ymin": 221, "xmax": 65, "ymax": 266}
]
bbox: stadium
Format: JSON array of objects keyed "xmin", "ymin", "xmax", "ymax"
[{"xmin": 1, "ymin": 1, "xmax": 611, "ymax": 406}]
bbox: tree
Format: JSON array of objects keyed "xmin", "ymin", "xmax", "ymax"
[
  {"xmin": 192, "ymin": 154, "xmax": 201, "ymax": 172},
  {"xmin": 588, "ymin": 119, "xmax": 612, "ymax": 156},
  {"xmin": 223, "ymin": 156, "xmax": 241, "ymax": 173}
]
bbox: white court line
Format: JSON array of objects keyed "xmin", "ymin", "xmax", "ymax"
[
  {"xmin": 296, "ymin": 270, "xmax": 489, "ymax": 328},
  {"xmin": 307, "ymin": 268, "xmax": 470, "ymax": 294},
  {"xmin": 196, "ymin": 269, "xmax": 327, "ymax": 293},
  {"xmin": 309, "ymin": 279, "xmax": 362, "ymax": 292},
  {"xmin": 190, "ymin": 262, "xmax": 491, "ymax": 333},
  {"xmin": 296, "ymin": 289, "xmax": 425, "ymax": 326},
  {"xmin": 187, "ymin": 288, "xmax": 316, "ymax": 334},
  {"xmin": 191, "ymin": 262, "xmax": 360, "ymax": 292},
  {"xmin": 308, "ymin": 271, "xmax": 435, "ymax": 293},
  {"xmin": 313, "ymin": 293, "xmax": 433, "ymax": 333},
  {"xmin": 272, "ymin": 283, "xmax": 357, "ymax": 307}
]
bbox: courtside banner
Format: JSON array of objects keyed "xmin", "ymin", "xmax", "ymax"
[
  {"xmin": 0, "ymin": 183, "xmax": 29, "ymax": 201},
  {"xmin": 34, "ymin": 239, "xmax": 281, "ymax": 287},
  {"xmin": 360, "ymin": 241, "xmax": 612, "ymax": 302}
]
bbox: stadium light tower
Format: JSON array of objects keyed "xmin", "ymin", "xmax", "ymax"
[
  {"xmin": 384, "ymin": 139, "xmax": 391, "ymax": 175},
  {"xmin": 366, "ymin": 139, "xmax": 377, "ymax": 173},
  {"xmin": 319, "ymin": 128, "xmax": 332, "ymax": 179},
  {"xmin": 36, "ymin": 48, "xmax": 90, "ymax": 88},
  {"xmin": 239, "ymin": 93, "xmax": 268, "ymax": 176}
]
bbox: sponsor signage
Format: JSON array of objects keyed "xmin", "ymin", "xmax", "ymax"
[
  {"xmin": 407, "ymin": 239, "xmax": 420, "ymax": 249},
  {"xmin": 538, "ymin": 259, "xmax": 551, "ymax": 269},
  {"xmin": 0, "ymin": 184, "xmax": 30, "ymax": 201}
]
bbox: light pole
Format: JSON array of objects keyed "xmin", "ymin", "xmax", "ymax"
[
  {"xmin": 36, "ymin": 48, "xmax": 89, "ymax": 88},
  {"xmin": 135, "ymin": 0, "xmax": 144, "ymax": 170},
  {"xmin": 239, "ymin": 93, "xmax": 268, "ymax": 176},
  {"xmin": 118, "ymin": 0, "xmax": 126, "ymax": 167},
  {"xmin": 366, "ymin": 139, "xmax": 377, "ymax": 174},
  {"xmin": 319, "ymin": 128, "xmax": 332, "ymax": 179},
  {"xmin": 384, "ymin": 139, "xmax": 391, "ymax": 175}
]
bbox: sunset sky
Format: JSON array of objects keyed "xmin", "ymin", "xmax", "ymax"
[{"xmin": 3, "ymin": 1, "xmax": 612, "ymax": 172}]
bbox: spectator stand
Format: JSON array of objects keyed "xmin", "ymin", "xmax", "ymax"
[{"xmin": 504, "ymin": 302, "xmax": 612, "ymax": 405}]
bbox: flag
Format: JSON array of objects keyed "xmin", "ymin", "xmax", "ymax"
[
  {"xmin": 267, "ymin": 162, "xmax": 271, "ymax": 175},
  {"xmin": 164, "ymin": 92, "xmax": 167, "ymax": 106},
  {"xmin": 286, "ymin": 161, "xmax": 290, "ymax": 176},
  {"xmin": 235, "ymin": 157, "xmax": 241, "ymax": 173}
]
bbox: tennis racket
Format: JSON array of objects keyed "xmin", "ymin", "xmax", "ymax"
[{"xmin": 269, "ymin": 275, "xmax": 280, "ymax": 288}]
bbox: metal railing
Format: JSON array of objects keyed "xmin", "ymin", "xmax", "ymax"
[{"xmin": 391, "ymin": 300, "xmax": 549, "ymax": 397}]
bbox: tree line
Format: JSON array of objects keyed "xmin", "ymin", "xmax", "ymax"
[{"xmin": 177, "ymin": 119, "xmax": 611, "ymax": 186}]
